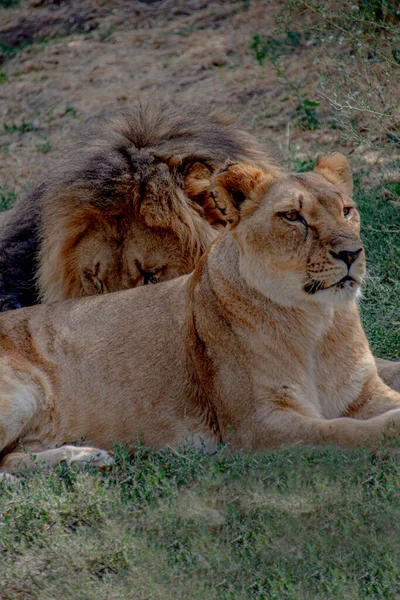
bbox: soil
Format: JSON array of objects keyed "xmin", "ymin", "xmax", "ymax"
[{"xmin": 0, "ymin": 0, "xmax": 398, "ymax": 194}]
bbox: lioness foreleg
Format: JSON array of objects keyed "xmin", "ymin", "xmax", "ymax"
[
  {"xmin": 343, "ymin": 374, "xmax": 400, "ymax": 420},
  {"xmin": 0, "ymin": 365, "xmax": 39, "ymax": 453},
  {"xmin": 0, "ymin": 445, "xmax": 114, "ymax": 474},
  {"xmin": 232, "ymin": 403, "xmax": 400, "ymax": 451}
]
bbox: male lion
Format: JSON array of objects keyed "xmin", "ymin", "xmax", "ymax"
[
  {"xmin": 0, "ymin": 102, "xmax": 271, "ymax": 311},
  {"xmin": 1, "ymin": 154, "xmax": 400, "ymax": 476}
]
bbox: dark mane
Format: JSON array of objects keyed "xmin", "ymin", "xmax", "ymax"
[
  {"xmin": 0, "ymin": 183, "xmax": 43, "ymax": 311},
  {"xmin": 44, "ymin": 101, "xmax": 276, "ymax": 211}
]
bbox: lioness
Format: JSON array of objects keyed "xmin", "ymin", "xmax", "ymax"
[{"xmin": 1, "ymin": 154, "xmax": 400, "ymax": 475}]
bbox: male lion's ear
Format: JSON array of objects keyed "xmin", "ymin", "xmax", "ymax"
[
  {"xmin": 210, "ymin": 162, "xmax": 273, "ymax": 225},
  {"xmin": 167, "ymin": 157, "xmax": 224, "ymax": 226},
  {"xmin": 314, "ymin": 153, "xmax": 353, "ymax": 197},
  {"xmin": 183, "ymin": 161, "xmax": 213, "ymax": 201}
]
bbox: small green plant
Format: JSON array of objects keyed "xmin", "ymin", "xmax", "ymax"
[
  {"xmin": 0, "ymin": 0, "xmax": 20, "ymax": 7},
  {"xmin": 0, "ymin": 186, "xmax": 17, "ymax": 211},
  {"xmin": 4, "ymin": 120, "xmax": 35, "ymax": 133},
  {"xmin": 251, "ymin": 31, "xmax": 302, "ymax": 64},
  {"xmin": 98, "ymin": 26, "xmax": 115, "ymax": 42},
  {"xmin": 63, "ymin": 106, "xmax": 79, "ymax": 118},
  {"xmin": 36, "ymin": 140, "xmax": 52, "ymax": 153},
  {"xmin": 358, "ymin": 0, "xmax": 400, "ymax": 23},
  {"xmin": 292, "ymin": 97, "xmax": 320, "ymax": 130},
  {"xmin": 0, "ymin": 70, "xmax": 7, "ymax": 83}
]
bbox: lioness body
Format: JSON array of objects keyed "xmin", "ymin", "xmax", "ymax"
[
  {"xmin": 1, "ymin": 157, "xmax": 400, "ymax": 473},
  {"xmin": 0, "ymin": 277, "xmax": 212, "ymax": 454}
]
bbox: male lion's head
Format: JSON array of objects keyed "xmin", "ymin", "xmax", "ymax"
[
  {"xmin": 38, "ymin": 102, "xmax": 274, "ymax": 302},
  {"xmin": 211, "ymin": 154, "xmax": 365, "ymax": 307}
]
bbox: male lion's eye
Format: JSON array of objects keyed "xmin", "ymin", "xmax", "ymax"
[
  {"xmin": 143, "ymin": 273, "xmax": 159, "ymax": 286},
  {"xmin": 143, "ymin": 273, "xmax": 159, "ymax": 285},
  {"xmin": 343, "ymin": 207, "xmax": 352, "ymax": 218},
  {"xmin": 142, "ymin": 267, "xmax": 163, "ymax": 286}
]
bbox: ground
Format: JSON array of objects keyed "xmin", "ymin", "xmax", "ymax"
[{"xmin": 0, "ymin": 1, "xmax": 399, "ymax": 598}]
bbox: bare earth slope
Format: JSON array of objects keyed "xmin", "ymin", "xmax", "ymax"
[{"xmin": 1, "ymin": 0, "xmax": 398, "ymax": 191}]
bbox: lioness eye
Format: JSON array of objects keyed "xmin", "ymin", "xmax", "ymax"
[
  {"xmin": 343, "ymin": 207, "xmax": 352, "ymax": 217},
  {"xmin": 285, "ymin": 210, "xmax": 301, "ymax": 221}
]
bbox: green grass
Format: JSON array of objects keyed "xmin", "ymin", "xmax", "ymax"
[
  {"xmin": 0, "ymin": 0, "xmax": 19, "ymax": 7},
  {"xmin": 0, "ymin": 162, "xmax": 399, "ymax": 599},
  {"xmin": 0, "ymin": 185, "xmax": 17, "ymax": 211},
  {"xmin": 356, "ymin": 171, "xmax": 400, "ymax": 360},
  {"xmin": 36, "ymin": 139, "xmax": 52, "ymax": 153},
  {"xmin": 3, "ymin": 120, "xmax": 35, "ymax": 134},
  {"xmin": 1, "ymin": 444, "xmax": 400, "ymax": 599}
]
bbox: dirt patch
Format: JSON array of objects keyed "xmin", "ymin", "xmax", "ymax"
[
  {"xmin": 0, "ymin": 0, "xmax": 398, "ymax": 193},
  {"xmin": 0, "ymin": 5, "xmax": 100, "ymax": 60}
]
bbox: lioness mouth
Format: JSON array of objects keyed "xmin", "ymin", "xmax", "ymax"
[
  {"xmin": 303, "ymin": 280, "xmax": 324, "ymax": 295},
  {"xmin": 304, "ymin": 275, "xmax": 359, "ymax": 295},
  {"xmin": 335, "ymin": 275, "xmax": 358, "ymax": 288}
]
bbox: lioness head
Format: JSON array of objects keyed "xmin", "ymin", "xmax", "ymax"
[{"xmin": 211, "ymin": 154, "xmax": 365, "ymax": 306}]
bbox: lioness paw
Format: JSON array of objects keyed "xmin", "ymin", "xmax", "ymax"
[{"xmin": 63, "ymin": 446, "xmax": 114, "ymax": 469}]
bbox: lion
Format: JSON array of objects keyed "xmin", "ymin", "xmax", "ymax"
[
  {"xmin": 1, "ymin": 153, "xmax": 400, "ymax": 477},
  {"xmin": 0, "ymin": 101, "xmax": 272, "ymax": 311}
]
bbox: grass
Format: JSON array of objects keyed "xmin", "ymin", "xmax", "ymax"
[
  {"xmin": 1, "ymin": 443, "xmax": 400, "ymax": 599},
  {"xmin": 0, "ymin": 0, "xmax": 19, "ymax": 7},
  {"xmin": 0, "ymin": 185, "xmax": 17, "ymax": 211},
  {"xmin": 3, "ymin": 120, "xmax": 36, "ymax": 134},
  {"xmin": 36, "ymin": 140, "xmax": 52, "ymax": 153},
  {"xmin": 357, "ymin": 170, "xmax": 400, "ymax": 360}
]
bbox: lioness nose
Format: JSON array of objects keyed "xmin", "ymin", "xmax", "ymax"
[{"xmin": 330, "ymin": 248, "xmax": 363, "ymax": 267}]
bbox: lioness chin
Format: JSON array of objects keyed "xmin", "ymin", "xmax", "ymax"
[{"xmin": 1, "ymin": 153, "xmax": 400, "ymax": 475}]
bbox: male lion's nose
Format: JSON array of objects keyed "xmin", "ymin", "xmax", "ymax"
[{"xmin": 329, "ymin": 248, "xmax": 363, "ymax": 267}]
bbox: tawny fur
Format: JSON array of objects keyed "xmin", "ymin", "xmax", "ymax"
[{"xmin": 1, "ymin": 155, "xmax": 400, "ymax": 474}]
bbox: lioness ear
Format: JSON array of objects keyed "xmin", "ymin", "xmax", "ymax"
[
  {"xmin": 314, "ymin": 153, "xmax": 353, "ymax": 197},
  {"xmin": 166, "ymin": 157, "xmax": 212, "ymax": 203},
  {"xmin": 210, "ymin": 162, "xmax": 274, "ymax": 225}
]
